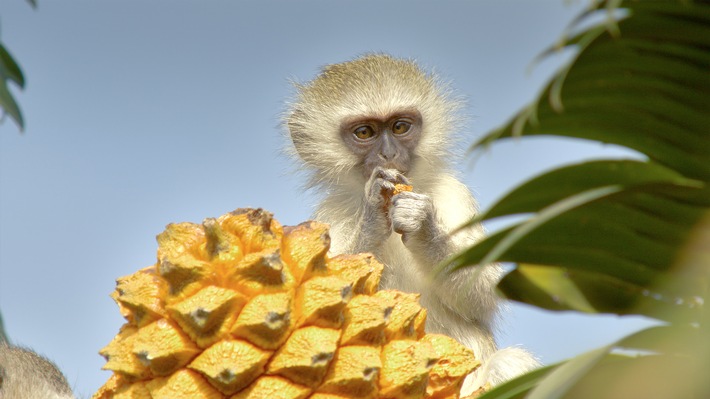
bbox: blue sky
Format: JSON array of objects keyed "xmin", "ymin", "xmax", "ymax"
[{"xmin": 0, "ymin": 1, "xmax": 653, "ymax": 397}]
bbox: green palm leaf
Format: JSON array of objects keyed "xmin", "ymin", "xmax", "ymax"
[
  {"xmin": 0, "ymin": 42, "xmax": 25, "ymax": 130},
  {"xmin": 458, "ymin": 1, "xmax": 710, "ymax": 397},
  {"xmin": 476, "ymin": 2, "xmax": 710, "ymax": 180}
]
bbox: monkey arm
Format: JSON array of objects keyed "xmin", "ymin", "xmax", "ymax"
[
  {"xmin": 352, "ymin": 206, "xmax": 391, "ymax": 254},
  {"xmin": 390, "ymin": 186, "xmax": 469, "ymax": 266},
  {"xmin": 391, "ymin": 180, "xmax": 502, "ymax": 329}
]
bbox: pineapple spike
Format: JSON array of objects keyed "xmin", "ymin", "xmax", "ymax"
[{"xmin": 203, "ymin": 217, "xmax": 231, "ymax": 258}]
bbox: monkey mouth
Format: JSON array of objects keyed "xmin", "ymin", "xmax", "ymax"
[
  {"xmin": 362, "ymin": 164, "xmax": 409, "ymax": 180},
  {"xmin": 383, "ymin": 163, "xmax": 408, "ymax": 175},
  {"xmin": 378, "ymin": 158, "xmax": 406, "ymax": 171}
]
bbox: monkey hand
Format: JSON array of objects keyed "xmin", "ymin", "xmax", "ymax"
[
  {"xmin": 391, "ymin": 190, "xmax": 438, "ymax": 245},
  {"xmin": 391, "ymin": 190, "xmax": 455, "ymax": 268},
  {"xmin": 355, "ymin": 167, "xmax": 406, "ymax": 251}
]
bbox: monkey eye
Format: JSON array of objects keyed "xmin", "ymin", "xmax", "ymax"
[
  {"xmin": 392, "ymin": 120, "xmax": 412, "ymax": 135},
  {"xmin": 353, "ymin": 125, "xmax": 376, "ymax": 140}
]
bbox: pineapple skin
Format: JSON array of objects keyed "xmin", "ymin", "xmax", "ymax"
[{"xmin": 93, "ymin": 208, "xmax": 479, "ymax": 399}]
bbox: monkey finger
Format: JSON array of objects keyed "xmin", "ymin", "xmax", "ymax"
[
  {"xmin": 373, "ymin": 167, "xmax": 402, "ymax": 183},
  {"xmin": 391, "ymin": 211, "xmax": 420, "ymax": 236},
  {"xmin": 392, "ymin": 193, "xmax": 433, "ymax": 230},
  {"xmin": 369, "ymin": 166, "xmax": 388, "ymax": 179},
  {"xmin": 377, "ymin": 180, "xmax": 398, "ymax": 209},
  {"xmin": 391, "ymin": 197, "xmax": 428, "ymax": 228},
  {"xmin": 392, "ymin": 191, "xmax": 429, "ymax": 206},
  {"xmin": 366, "ymin": 173, "xmax": 393, "ymax": 193},
  {"xmin": 383, "ymin": 169, "xmax": 410, "ymax": 186},
  {"xmin": 365, "ymin": 178, "xmax": 396, "ymax": 211},
  {"xmin": 392, "ymin": 172, "xmax": 411, "ymax": 186},
  {"xmin": 375, "ymin": 179, "xmax": 396, "ymax": 195}
]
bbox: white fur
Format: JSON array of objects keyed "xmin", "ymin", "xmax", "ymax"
[
  {"xmin": 286, "ymin": 54, "xmax": 539, "ymax": 391},
  {"xmin": 462, "ymin": 347, "xmax": 542, "ymax": 395},
  {"xmin": 0, "ymin": 343, "xmax": 75, "ymax": 399}
]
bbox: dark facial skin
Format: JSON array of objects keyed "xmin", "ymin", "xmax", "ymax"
[{"xmin": 340, "ymin": 110, "xmax": 422, "ymax": 178}]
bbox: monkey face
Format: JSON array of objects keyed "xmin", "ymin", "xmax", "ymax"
[
  {"xmin": 286, "ymin": 54, "xmax": 460, "ymax": 187},
  {"xmin": 339, "ymin": 110, "xmax": 423, "ymax": 178}
]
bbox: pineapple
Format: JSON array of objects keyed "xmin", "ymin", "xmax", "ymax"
[{"xmin": 93, "ymin": 208, "xmax": 479, "ymax": 399}]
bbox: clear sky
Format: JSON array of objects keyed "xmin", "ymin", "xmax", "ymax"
[{"xmin": 0, "ymin": 1, "xmax": 653, "ymax": 397}]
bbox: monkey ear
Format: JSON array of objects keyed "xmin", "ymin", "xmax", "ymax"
[
  {"xmin": 286, "ymin": 109, "xmax": 310, "ymax": 159},
  {"xmin": 286, "ymin": 110, "xmax": 307, "ymax": 145},
  {"xmin": 286, "ymin": 110, "xmax": 304, "ymax": 135}
]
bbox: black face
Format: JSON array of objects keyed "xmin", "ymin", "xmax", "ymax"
[{"xmin": 340, "ymin": 110, "xmax": 422, "ymax": 178}]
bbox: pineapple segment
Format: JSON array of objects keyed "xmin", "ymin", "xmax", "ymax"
[
  {"xmin": 230, "ymin": 291, "xmax": 294, "ymax": 350},
  {"xmin": 282, "ymin": 221, "xmax": 330, "ymax": 282},
  {"xmin": 132, "ymin": 319, "xmax": 200, "ymax": 376},
  {"xmin": 296, "ymin": 276, "xmax": 352, "ymax": 328},
  {"xmin": 231, "ymin": 376, "xmax": 311, "ymax": 399},
  {"xmin": 327, "ymin": 253, "xmax": 383, "ymax": 295},
  {"xmin": 424, "ymin": 335, "xmax": 482, "ymax": 399},
  {"xmin": 229, "ymin": 249, "xmax": 296, "ymax": 296},
  {"xmin": 111, "ymin": 267, "xmax": 166, "ymax": 327},
  {"xmin": 380, "ymin": 340, "xmax": 438, "ymax": 399},
  {"xmin": 267, "ymin": 326, "xmax": 340, "ymax": 388},
  {"xmin": 318, "ymin": 345, "xmax": 381, "ymax": 398},
  {"xmin": 92, "ymin": 374, "xmax": 149, "ymax": 399},
  {"xmin": 99, "ymin": 325, "xmax": 147, "ymax": 378},
  {"xmin": 310, "ymin": 394, "xmax": 350, "ymax": 399},
  {"xmin": 341, "ymin": 294, "xmax": 393, "ymax": 346},
  {"xmin": 146, "ymin": 369, "xmax": 223, "ymax": 399},
  {"xmin": 379, "ymin": 291, "xmax": 427, "ymax": 341},
  {"xmin": 188, "ymin": 339, "xmax": 271, "ymax": 395},
  {"xmin": 93, "ymin": 208, "xmax": 478, "ymax": 399},
  {"xmin": 167, "ymin": 285, "xmax": 247, "ymax": 348}
]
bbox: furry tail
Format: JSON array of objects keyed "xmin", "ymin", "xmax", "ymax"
[{"xmin": 461, "ymin": 346, "xmax": 541, "ymax": 396}]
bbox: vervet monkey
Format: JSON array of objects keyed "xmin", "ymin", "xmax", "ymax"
[
  {"xmin": 286, "ymin": 54, "xmax": 539, "ymax": 393},
  {"xmin": 0, "ymin": 341, "xmax": 75, "ymax": 399}
]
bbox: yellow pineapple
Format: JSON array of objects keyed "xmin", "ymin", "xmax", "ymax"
[{"xmin": 93, "ymin": 208, "xmax": 479, "ymax": 399}]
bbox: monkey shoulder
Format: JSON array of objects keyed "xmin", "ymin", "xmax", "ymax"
[{"xmin": 425, "ymin": 175, "xmax": 478, "ymax": 226}]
